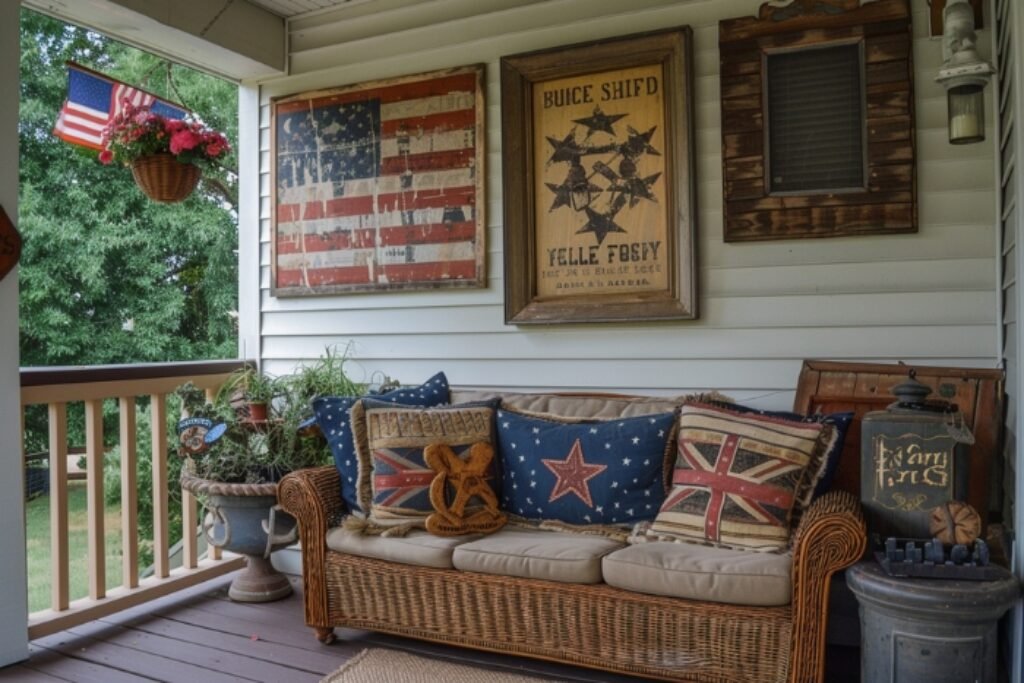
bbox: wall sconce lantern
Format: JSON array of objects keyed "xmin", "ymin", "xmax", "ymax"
[{"xmin": 936, "ymin": 0, "xmax": 995, "ymax": 144}]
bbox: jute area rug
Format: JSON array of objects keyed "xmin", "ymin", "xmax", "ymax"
[{"xmin": 320, "ymin": 648, "xmax": 555, "ymax": 682}]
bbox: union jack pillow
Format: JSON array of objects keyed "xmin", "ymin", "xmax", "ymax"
[
  {"xmin": 351, "ymin": 399, "xmax": 500, "ymax": 530},
  {"xmin": 648, "ymin": 403, "xmax": 835, "ymax": 552},
  {"xmin": 313, "ymin": 372, "xmax": 450, "ymax": 514}
]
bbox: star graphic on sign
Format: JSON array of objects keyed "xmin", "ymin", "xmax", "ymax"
[
  {"xmin": 614, "ymin": 172, "xmax": 661, "ymax": 209},
  {"xmin": 621, "ymin": 125, "xmax": 660, "ymax": 159},
  {"xmin": 546, "ymin": 133, "xmax": 583, "ymax": 164},
  {"xmin": 545, "ymin": 179, "xmax": 603, "ymax": 212},
  {"xmin": 577, "ymin": 206, "xmax": 626, "ymax": 245},
  {"xmin": 544, "ymin": 181, "xmax": 574, "ymax": 211},
  {"xmin": 572, "ymin": 106, "xmax": 626, "ymax": 136},
  {"xmin": 542, "ymin": 438, "xmax": 607, "ymax": 508}
]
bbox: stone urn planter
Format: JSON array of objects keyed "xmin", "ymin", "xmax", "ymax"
[{"xmin": 181, "ymin": 472, "xmax": 298, "ymax": 602}]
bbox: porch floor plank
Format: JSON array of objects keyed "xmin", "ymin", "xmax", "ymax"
[
  {"xmin": 23, "ymin": 642, "xmax": 158, "ymax": 683},
  {"xmin": 0, "ymin": 570, "xmax": 860, "ymax": 683},
  {"xmin": 64, "ymin": 621, "xmax": 318, "ymax": 683},
  {"xmin": 97, "ymin": 612, "xmax": 343, "ymax": 674}
]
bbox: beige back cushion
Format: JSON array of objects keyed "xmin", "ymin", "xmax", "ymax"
[{"xmin": 450, "ymin": 390, "xmax": 701, "ymax": 419}]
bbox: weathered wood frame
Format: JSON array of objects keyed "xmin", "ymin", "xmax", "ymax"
[
  {"xmin": 500, "ymin": 28, "xmax": 697, "ymax": 324},
  {"xmin": 720, "ymin": 0, "xmax": 916, "ymax": 242}
]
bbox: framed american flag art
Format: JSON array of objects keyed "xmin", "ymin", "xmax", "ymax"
[{"xmin": 270, "ymin": 65, "xmax": 486, "ymax": 296}]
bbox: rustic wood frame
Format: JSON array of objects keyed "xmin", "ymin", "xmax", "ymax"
[
  {"xmin": 269, "ymin": 65, "xmax": 486, "ymax": 297},
  {"xmin": 500, "ymin": 28, "xmax": 697, "ymax": 324},
  {"xmin": 719, "ymin": 0, "xmax": 916, "ymax": 242}
]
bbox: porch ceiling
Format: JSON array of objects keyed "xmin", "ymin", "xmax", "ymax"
[
  {"xmin": 246, "ymin": 0, "xmax": 366, "ymax": 18},
  {"xmin": 22, "ymin": 0, "xmax": 288, "ymax": 80}
]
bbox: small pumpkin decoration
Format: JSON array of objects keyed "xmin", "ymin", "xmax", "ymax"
[{"xmin": 929, "ymin": 500, "xmax": 981, "ymax": 546}]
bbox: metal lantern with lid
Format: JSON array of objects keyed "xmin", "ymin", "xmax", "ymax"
[{"xmin": 860, "ymin": 370, "xmax": 974, "ymax": 540}]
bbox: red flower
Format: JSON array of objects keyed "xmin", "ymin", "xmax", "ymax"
[
  {"xmin": 164, "ymin": 119, "xmax": 187, "ymax": 134},
  {"xmin": 170, "ymin": 130, "xmax": 202, "ymax": 154},
  {"xmin": 98, "ymin": 149, "xmax": 113, "ymax": 165}
]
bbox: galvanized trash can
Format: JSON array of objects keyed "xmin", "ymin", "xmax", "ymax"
[{"xmin": 847, "ymin": 561, "xmax": 1018, "ymax": 683}]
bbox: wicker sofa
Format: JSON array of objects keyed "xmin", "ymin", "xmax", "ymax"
[{"xmin": 278, "ymin": 389, "xmax": 867, "ymax": 683}]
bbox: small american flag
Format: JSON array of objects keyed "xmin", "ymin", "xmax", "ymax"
[
  {"xmin": 272, "ymin": 67, "xmax": 484, "ymax": 293},
  {"xmin": 54, "ymin": 62, "xmax": 188, "ymax": 151}
]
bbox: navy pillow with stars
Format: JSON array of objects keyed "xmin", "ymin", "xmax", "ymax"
[
  {"xmin": 313, "ymin": 371, "xmax": 450, "ymax": 513},
  {"xmin": 496, "ymin": 408, "xmax": 676, "ymax": 526}
]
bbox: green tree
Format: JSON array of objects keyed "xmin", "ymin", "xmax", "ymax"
[
  {"xmin": 18, "ymin": 8, "xmax": 238, "ymax": 376},
  {"xmin": 18, "ymin": 9, "xmax": 240, "ymax": 570}
]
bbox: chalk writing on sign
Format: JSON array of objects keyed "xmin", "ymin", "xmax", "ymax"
[{"xmin": 871, "ymin": 433, "xmax": 955, "ymax": 511}]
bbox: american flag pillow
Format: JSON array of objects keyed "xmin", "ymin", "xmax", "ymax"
[{"xmin": 649, "ymin": 404, "xmax": 832, "ymax": 552}]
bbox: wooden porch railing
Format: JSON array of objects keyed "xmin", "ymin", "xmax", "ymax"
[{"xmin": 20, "ymin": 360, "xmax": 250, "ymax": 640}]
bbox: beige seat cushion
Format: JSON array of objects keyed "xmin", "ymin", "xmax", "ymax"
[
  {"xmin": 326, "ymin": 528, "xmax": 478, "ymax": 569},
  {"xmin": 452, "ymin": 528, "xmax": 624, "ymax": 584},
  {"xmin": 602, "ymin": 542, "xmax": 792, "ymax": 606}
]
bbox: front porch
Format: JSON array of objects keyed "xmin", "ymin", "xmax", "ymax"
[{"xmin": 1, "ymin": 569, "xmax": 859, "ymax": 683}]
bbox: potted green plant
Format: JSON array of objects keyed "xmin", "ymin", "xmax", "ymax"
[{"xmin": 177, "ymin": 352, "xmax": 364, "ymax": 602}]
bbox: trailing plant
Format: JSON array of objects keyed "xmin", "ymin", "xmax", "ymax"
[{"xmin": 180, "ymin": 349, "xmax": 366, "ymax": 484}]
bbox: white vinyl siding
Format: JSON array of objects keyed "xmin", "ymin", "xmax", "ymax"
[
  {"xmin": 249, "ymin": 0, "xmax": 998, "ymax": 410},
  {"xmin": 994, "ymin": 0, "xmax": 1024, "ymax": 677}
]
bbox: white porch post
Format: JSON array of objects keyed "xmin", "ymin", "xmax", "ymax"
[
  {"xmin": 238, "ymin": 83, "xmax": 261, "ymax": 364},
  {"xmin": 0, "ymin": 0, "xmax": 30, "ymax": 667}
]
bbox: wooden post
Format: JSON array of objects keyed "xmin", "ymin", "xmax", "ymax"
[
  {"xmin": 47, "ymin": 403, "xmax": 69, "ymax": 612},
  {"xmin": 204, "ymin": 386, "xmax": 222, "ymax": 561},
  {"xmin": 84, "ymin": 399, "xmax": 105, "ymax": 600},
  {"xmin": 150, "ymin": 393, "xmax": 169, "ymax": 579},
  {"xmin": 119, "ymin": 397, "xmax": 138, "ymax": 589}
]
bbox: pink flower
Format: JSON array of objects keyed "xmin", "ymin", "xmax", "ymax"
[
  {"xmin": 170, "ymin": 130, "xmax": 202, "ymax": 154},
  {"xmin": 164, "ymin": 119, "xmax": 187, "ymax": 134},
  {"xmin": 205, "ymin": 140, "xmax": 226, "ymax": 157},
  {"xmin": 98, "ymin": 149, "xmax": 113, "ymax": 165}
]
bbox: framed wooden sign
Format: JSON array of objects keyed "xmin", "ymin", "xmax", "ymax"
[
  {"xmin": 500, "ymin": 28, "xmax": 697, "ymax": 324},
  {"xmin": 270, "ymin": 65, "xmax": 486, "ymax": 297},
  {"xmin": 719, "ymin": 0, "xmax": 916, "ymax": 242}
]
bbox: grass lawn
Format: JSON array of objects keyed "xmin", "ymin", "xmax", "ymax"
[{"xmin": 25, "ymin": 481, "xmax": 123, "ymax": 613}]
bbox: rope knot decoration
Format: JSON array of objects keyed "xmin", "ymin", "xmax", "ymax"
[{"xmin": 424, "ymin": 442, "xmax": 506, "ymax": 536}]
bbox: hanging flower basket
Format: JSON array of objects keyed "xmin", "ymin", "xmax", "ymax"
[
  {"xmin": 130, "ymin": 153, "xmax": 201, "ymax": 203},
  {"xmin": 100, "ymin": 99, "xmax": 230, "ymax": 205}
]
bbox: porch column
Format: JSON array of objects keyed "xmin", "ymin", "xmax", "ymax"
[{"xmin": 0, "ymin": 0, "xmax": 29, "ymax": 667}]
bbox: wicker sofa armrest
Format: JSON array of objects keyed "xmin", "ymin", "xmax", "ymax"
[
  {"xmin": 787, "ymin": 490, "xmax": 867, "ymax": 683},
  {"xmin": 278, "ymin": 465, "xmax": 344, "ymax": 636}
]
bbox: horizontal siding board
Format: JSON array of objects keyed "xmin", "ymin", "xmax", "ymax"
[
  {"xmin": 258, "ymin": 258, "xmax": 993, "ymax": 312},
  {"xmin": 260, "ymin": 291, "xmax": 995, "ymax": 336},
  {"xmin": 261, "ymin": 325, "xmax": 995, "ymax": 360},
  {"xmin": 253, "ymin": 0, "xmax": 1000, "ymax": 398}
]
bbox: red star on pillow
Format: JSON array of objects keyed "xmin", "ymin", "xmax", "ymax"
[{"xmin": 542, "ymin": 438, "xmax": 608, "ymax": 508}]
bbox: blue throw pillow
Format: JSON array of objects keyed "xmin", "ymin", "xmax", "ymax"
[
  {"xmin": 709, "ymin": 401, "xmax": 853, "ymax": 500},
  {"xmin": 313, "ymin": 371, "xmax": 450, "ymax": 513},
  {"xmin": 496, "ymin": 408, "xmax": 676, "ymax": 526}
]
